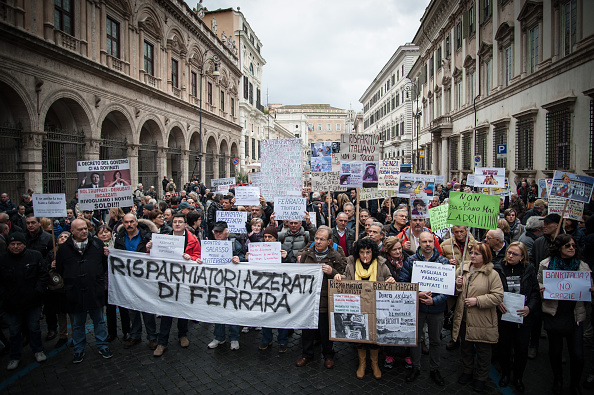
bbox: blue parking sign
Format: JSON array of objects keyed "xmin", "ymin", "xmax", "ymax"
[{"xmin": 496, "ymin": 144, "xmax": 507, "ymax": 159}]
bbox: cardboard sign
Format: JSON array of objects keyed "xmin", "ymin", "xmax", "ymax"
[
  {"xmin": 274, "ymin": 197, "xmax": 306, "ymax": 221},
  {"xmin": 339, "ymin": 133, "xmax": 381, "ymax": 162},
  {"xmin": 428, "ymin": 204, "xmax": 449, "ymax": 232},
  {"xmin": 200, "ymin": 240, "xmax": 233, "ymax": 264},
  {"xmin": 32, "ymin": 194, "xmax": 67, "ymax": 218},
  {"xmin": 548, "ymin": 196, "xmax": 585, "ymax": 221},
  {"xmin": 447, "ymin": 192, "xmax": 500, "ymax": 230},
  {"xmin": 260, "ymin": 139, "xmax": 303, "ymax": 200},
  {"xmin": 549, "ymin": 171, "xmax": 594, "ymax": 203},
  {"xmin": 248, "ymin": 242, "xmax": 282, "ymax": 263},
  {"xmin": 216, "ymin": 211, "xmax": 248, "ymax": 234},
  {"xmin": 311, "ymin": 171, "xmax": 342, "ymax": 191},
  {"xmin": 234, "ymin": 186, "xmax": 260, "ymax": 206},
  {"xmin": 543, "ymin": 270, "xmax": 592, "ymax": 302},
  {"xmin": 359, "ymin": 188, "xmax": 396, "ymax": 201},
  {"xmin": 378, "ymin": 160, "xmax": 400, "ymax": 191},
  {"xmin": 150, "ymin": 234, "xmax": 186, "ymax": 260},
  {"xmin": 411, "ymin": 261, "xmax": 456, "ymax": 296},
  {"xmin": 328, "ymin": 280, "xmax": 418, "ymax": 346},
  {"xmin": 501, "ymin": 292, "xmax": 525, "ymax": 324}
]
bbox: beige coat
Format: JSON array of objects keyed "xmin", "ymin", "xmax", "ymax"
[
  {"xmin": 343, "ymin": 255, "xmax": 392, "ymax": 282},
  {"xmin": 440, "ymin": 234, "xmax": 478, "ymax": 268},
  {"xmin": 452, "ymin": 262, "xmax": 504, "ymax": 344},
  {"xmin": 537, "ymin": 257, "xmax": 592, "ymax": 324}
]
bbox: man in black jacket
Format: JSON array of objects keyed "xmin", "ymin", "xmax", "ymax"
[
  {"xmin": 56, "ymin": 219, "xmax": 112, "ymax": 364},
  {"xmin": 0, "ymin": 233, "xmax": 48, "ymax": 370},
  {"xmin": 25, "ymin": 214, "xmax": 53, "ymax": 259}
]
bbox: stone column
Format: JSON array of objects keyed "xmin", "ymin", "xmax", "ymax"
[
  {"xmin": 213, "ymin": 154, "xmax": 220, "ymax": 181},
  {"xmin": 127, "ymin": 144, "xmax": 139, "ymax": 188},
  {"xmin": 441, "ymin": 136, "xmax": 449, "ymax": 179},
  {"xmin": 99, "ymin": 1, "xmax": 107, "ymax": 64},
  {"xmin": 181, "ymin": 149, "xmax": 189, "ymax": 184},
  {"xmin": 157, "ymin": 147, "xmax": 167, "ymax": 188},
  {"xmin": 84, "ymin": 138, "xmax": 101, "ymax": 160},
  {"xmin": 138, "ymin": 27, "xmax": 145, "ymax": 80},
  {"xmin": 79, "ymin": 0, "xmax": 88, "ymax": 56},
  {"xmin": 22, "ymin": 131, "xmax": 44, "ymax": 193},
  {"xmin": 43, "ymin": 0, "xmax": 54, "ymax": 42},
  {"xmin": 431, "ymin": 138, "xmax": 439, "ymax": 175}
]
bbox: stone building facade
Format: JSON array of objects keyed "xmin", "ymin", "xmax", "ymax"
[{"xmin": 0, "ymin": 0, "xmax": 242, "ymax": 199}]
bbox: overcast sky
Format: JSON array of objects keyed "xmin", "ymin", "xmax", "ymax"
[{"xmin": 192, "ymin": 0, "xmax": 430, "ymax": 111}]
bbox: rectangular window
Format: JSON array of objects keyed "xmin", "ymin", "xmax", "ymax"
[
  {"xmin": 106, "ymin": 17, "xmax": 120, "ymax": 58},
  {"xmin": 231, "ymin": 98, "xmax": 235, "ymax": 117},
  {"xmin": 317, "ymin": 123, "xmax": 322, "ymax": 131},
  {"xmin": 171, "ymin": 59, "xmax": 178, "ymax": 88},
  {"xmin": 529, "ymin": 25, "xmax": 539, "ymax": 73},
  {"xmin": 252, "ymin": 138, "xmax": 256, "ymax": 160},
  {"xmin": 220, "ymin": 90, "xmax": 225, "ymax": 111},
  {"xmin": 144, "ymin": 41, "xmax": 154, "ymax": 76},
  {"xmin": 256, "ymin": 88, "xmax": 261, "ymax": 107},
  {"xmin": 248, "ymin": 82, "xmax": 253, "ymax": 105},
  {"xmin": 429, "ymin": 55, "xmax": 434, "ymax": 78},
  {"xmin": 326, "ymin": 123, "xmax": 331, "ymax": 131},
  {"xmin": 207, "ymin": 82, "xmax": 212, "ymax": 104},
  {"xmin": 475, "ymin": 130, "xmax": 488, "ymax": 165},
  {"xmin": 445, "ymin": 34, "xmax": 451, "ymax": 59},
  {"xmin": 485, "ymin": 60, "xmax": 492, "ymax": 95},
  {"xmin": 481, "ymin": 0, "xmax": 492, "ymax": 23},
  {"xmin": 462, "ymin": 134, "xmax": 472, "ymax": 170},
  {"xmin": 54, "ymin": 0, "xmax": 74, "ymax": 36},
  {"xmin": 336, "ymin": 123, "xmax": 341, "ymax": 131},
  {"xmin": 436, "ymin": 47, "xmax": 442, "ymax": 70},
  {"xmin": 469, "ymin": 3, "xmax": 475, "ymax": 36},
  {"xmin": 456, "ymin": 81, "xmax": 462, "ymax": 109},
  {"xmin": 493, "ymin": 125, "xmax": 507, "ymax": 168},
  {"xmin": 546, "ymin": 108, "xmax": 571, "ymax": 170},
  {"xmin": 456, "ymin": 21, "xmax": 462, "ymax": 49},
  {"xmin": 563, "ymin": 0, "xmax": 577, "ymax": 56},
  {"xmin": 450, "ymin": 138, "xmax": 459, "ymax": 171},
  {"xmin": 516, "ymin": 118, "xmax": 534, "ymax": 170},
  {"xmin": 468, "ymin": 72, "xmax": 475, "ymax": 103},
  {"xmin": 191, "ymin": 72, "xmax": 197, "ymax": 97},
  {"xmin": 504, "ymin": 46, "xmax": 512, "ymax": 86},
  {"xmin": 243, "ymin": 76, "xmax": 249, "ymax": 100}
]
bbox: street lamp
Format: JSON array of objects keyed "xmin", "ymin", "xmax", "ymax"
[
  {"xmin": 196, "ymin": 48, "xmax": 220, "ymax": 182},
  {"xmin": 404, "ymin": 81, "xmax": 422, "ymax": 173}
]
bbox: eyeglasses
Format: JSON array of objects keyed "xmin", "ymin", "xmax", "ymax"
[
  {"xmin": 563, "ymin": 243, "xmax": 576, "ymax": 249},
  {"xmin": 506, "ymin": 251, "xmax": 522, "ymax": 257}
]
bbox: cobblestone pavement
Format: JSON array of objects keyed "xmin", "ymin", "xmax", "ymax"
[{"xmin": 0, "ymin": 316, "xmax": 590, "ymax": 394}]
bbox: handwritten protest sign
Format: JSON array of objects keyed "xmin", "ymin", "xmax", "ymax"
[
  {"xmin": 466, "ymin": 174, "xmax": 475, "ymax": 187},
  {"xmin": 428, "ymin": 204, "xmax": 449, "ymax": 231},
  {"xmin": 150, "ymin": 234, "xmax": 185, "ymax": 260},
  {"xmin": 211, "ymin": 177, "xmax": 235, "ymax": 189},
  {"xmin": 32, "ymin": 194, "xmax": 67, "ymax": 218},
  {"xmin": 473, "ymin": 167, "xmax": 506, "ymax": 188},
  {"xmin": 260, "ymin": 139, "xmax": 303, "ymax": 200},
  {"xmin": 234, "ymin": 186, "xmax": 260, "ymax": 206},
  {"xmin": 549, "ymin": 171, "xmax": 594, "ymax": 203},
  {"xmin": 274, "ymin": 197, "xmax": 306, "ymax": 221},
  {"xmin": 248, "ymin": 242, "xmax": 282, "ymax": 263},
  {"xmin": 108, "ymin": 249, "xmax": 323, "ymax": 329},
  {"xmin": 311, "ymin": 171, "xmax": 341, "ymax": 191},
  {"xmin": 447, "ymin": 192, "xmax": 500, "ymax": 230},
  {"xmin": 216, "ymin": 211, "xmax": 247, "ymax": 234},
  {"xmin": 411, "ymin": 261, "xmax": 456, "ymax": 295},
  {"xmin": 359, "ymin": 188, "xmax": 396, "ymax": 201},
  {"xmin": 248, "ymin": 172, "xmax": 262, "ymax": 188},
  {"xmin": 548, "ymin": 196, "xmax": 585, "ymax": 221},
  {"xmin": 200, "ymin": 240, "xmax": 233, "ymax": 264},
  {"xmin": 77, "ymin": 159, "xmax": 133, "ymax": 210},
  {"xmin": 501, "ymin": 292, "xmax": 525, "ymax": 324},
  {"xmin": 543, "ymin": 270, "xmax": 592, "ymax": 302},
  {"xmin": 378, "ymin": 160, "xmax": 400, "ymax": 191},
  {"xmin": 328, "ymin": 280, "xmax": 418, "ymax": 346},
  {"xmin": 339, "ymin": 134, "xmax": 380, "ymax": 161},
  {"xmin": 309, "ymin": 212, "xmax": 317, "ymax": 228}
]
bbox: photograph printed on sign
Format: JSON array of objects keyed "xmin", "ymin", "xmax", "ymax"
[
  {"xmin": 473, "ymin": 167, "xmax": 506, "ymax": 188},
  {"xmin": 549, "ymin": 171, "xmax": 594, "ymax": 203},
  {"xmin": 410, "ymin": 197, "xmax": 429, "ymax": 219},
  {"xmin": 362, "ymin": 162, "xmax": 379, "ymax": 188},
  {"xmin": 340, "ymin": 161, "xmax": 364, "ymax": 187},
  {"xmin": 376, "ymin": 290, "xmax": 418, "ymax": 346},
  {"xmin": 331, "ymin": 313, "xmax": 369, "ymax": 341}
]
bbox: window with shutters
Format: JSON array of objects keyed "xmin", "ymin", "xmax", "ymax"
[
  {"xmin": 562, "ymin": 0, "xmax": 577, "ymax": 56},
  {"xmin": 493, "ymin": 124, "xmax": 507, "ymax": 168},
  {"xmin": 436, "ymin": 47, "xmax": 442, "ymax": 70},
  {"xmin": 171, "ymin": 59, "xmax": 178, "ymax": 88},
  {"xmin": 456, "ymin": 21, "xmax": 462, "ymax": 50},
  {"xmin": 249, "ymin": 82, "xmax": 253, "ymax": 105},
  {"xmin": 220, "ymin": 90, "xmax": 225, "ymax": 111},
  {"xmin": 529, "ymin": 26, "xmax": 539, "ymax": 73},
  {"xmin": 231, "ymin": 98, "xmax": 235, "ymax": 117},
  {"xmin": 480, "ymin": 0, "xmax": 492, "ymax": 24},
  {"xmin": 190, "ymin": 72, "xmax": 197, "ymax": 97},
  {"xmin": 144, "ymin": 41, "xmax": 154, "ymax": 76},
  {"xmin": 546, "ymin": 107, "xmax": 571, "ymax": 170},
  {"xmin": 243, "ymin": 76, "xmax": 249, "ymax": 100},
  {"xmin": 54, "ymin": 0, "xmax": 74, "ymax": 36},
  {"xmin": 468, "ymin": 3, "xmax": 476, "ymax": 37},
  {"xmin": 504, "ymin": 46, "xmax": 512, "ymax": 86},
  {"xmin": 207, "ymin": 82, "xmax": 212, "ymax": 104},
  {"xmin": 450, "ymin": 138, "xmax": 459, "ymax": 171},
  {"xmin": 516, "ymin": 117, "xmax": 534, "ymax": 170},
  {"xmin": 445, "ymin": 34, "xmax": 451, "ymax": 59},
  {"xmin": 462, "ymin": 134, "xmax": 472, "ymax": 170}
]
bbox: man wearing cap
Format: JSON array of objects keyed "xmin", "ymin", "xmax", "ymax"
[
  {"xmin": 56, "ymin": 219, "xmax": 112, "ymax": 364},
  {"xmin": 522, "ymin": 199, "xmax": 547, "ymax": 225},
  {"xmin": 207, "ymin": 221, "xmax": 245, "ymax": 350},
  {"xmin": 519, "ymin": 216, "xmax": 544, "ymax": 256},
  {"xmin": 141, "ymin": 203, "xmax": 154, "ymax": 219},
  {"xmin": 0, "ymin": 233, "xmax": 48, "ymax": 370},
  {"xmin": 178, "ymin": 202, "xmax": 193, "ymax": 216}
]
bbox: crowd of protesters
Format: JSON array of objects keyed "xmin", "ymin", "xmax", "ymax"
[{"xmin": 1, "ymin": 176, "xmax": 594, "ymax": 394}]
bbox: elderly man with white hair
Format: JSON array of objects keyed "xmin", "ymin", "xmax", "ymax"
[
  {"xmin": 484, "ymin": 228, "xmax": 507, "ymax": 266},
  {"xmin": 518, "ymin": 216, "xmax": 544, "ymax": 256}
]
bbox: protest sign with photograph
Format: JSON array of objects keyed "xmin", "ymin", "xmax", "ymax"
[
  {"xmin": 473, "ymin": 167, "xmax": 506, "ymax": 188},
  {"xmin": 248, "ymin": 242, "xmax": 282, "ymax": 263},
  {"xmin": 410, "ymin": 196, "xmax": 429, "ymax": 219},
  {"xmin": 260, "ymin": 139, "xmax": 303, "ymax": 200},
  {"xmin": 328, "ymin": 280, "xmax": 418, "ymax": 346},
  {"xmin": 538, "ymin": 179, "xmax": 552, "ymax": 199},
  {"xmin": 428, "ymin": 204, "xmax": 449, "ymax": 232},
  {"xmin": 339, "ymin": 134, "xmax": 380, "ymax": 162},
  {"xmin": 234, "ymin": 186, "xmax": 260, "ymax": 206},
  {"xmin": 378, "ymin": 160, "xmax": 400, "ymax": 191},
  {"xmin": 77, "ymin": 159, "xmax": 133, "ymax": 210},
  {"xmin": 216, "ymin": 211, "xmax": 248, "ymax": 234},
  {"xmin": 549, "ymin": 171, "xmax": 594, "ymax": 203},
  {"xmin": 548, "ymin": 196, "xmax": 585, "ymax": 221},
  {"xmin": 411, "ymin": 261, "xmax": 456, "ymax": 296},
  {"xmin": 274, "ymin": 197, "xmax": 306, "ymax": 221},
  {"xmin": 543, "ymin": 270, "xmax": 592, "ymax": 302},
  {"xmin": 340, "ymin": 161, "xmax": 364, "ymax": 187},
  {"xmin": 310, "ymin": 142, "xmax": 335, "ymax": 172},
  {"xmin": 108, "ymin": 249, "xmax": 323, "ymax": 329},
  {"xmin": 149, "ymin": 234, "xmax": 186, "ymax": 260},
  {"xmin": 398, "ymin": 174, "xmax": 435, "ymax": 198},
  {"xmin": 200, "ymin": 240, "xmax": 233, "ymax": 264},
  {"xmin": 32, "ymin": 194, "xmax": 67, "ymax": 218},
  {"xmin": 447, "ymin": 192, "xmax": 500, "ymax": 230},
  {"xmin": 501, "ymin": 292, "xmax": 525, "ymax": 324}
]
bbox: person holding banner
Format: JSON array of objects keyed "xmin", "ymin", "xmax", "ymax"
[
  {"xmin": 493, "ymin": 241, "xmax": 540, "ymax": 392},
  {"xmin": 452, "ymin": 243, "xmax": 504, "ymax": 393},
  {"xmin": 399, "ymin": 232, "xmax": 452, "ymax": 386},
  {"xmin": 334, "ymin": 237, "xmax": 395, "ymax": 379},
  {"xmin": 537, "ymin": 234, "xmax": 593, "ymax": 395}
]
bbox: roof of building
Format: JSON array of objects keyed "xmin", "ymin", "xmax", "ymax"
[{"xmin": 277, "ymin": 104, "xmax": 345, "ymax": 111}]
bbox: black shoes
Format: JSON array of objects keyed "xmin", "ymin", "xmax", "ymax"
[
  {"xmin": 513, "ymin": 378, "xmax": 525, "ymax": 392},
  {"xmin": 473, "ymin": 379, "xmax": 486, "ymax": 392},
  {"xmin": 430, "ymin": 370, "xmax": 445, "ymax": 386},
  {"xmin": 458, "ymin": 373, "xmax": 473, "ymax": 385},
  {"xmin": 553, "ymin": 378, "xmax": 563, "ymax": 395},
  {"xmin": 406, "ymin": 368, "xmax": 420, "ymax": 382},
  {"xmin": 499, "ymin": 375, "xmax": 510, "ymax": 387},
  {"xmin": 446, "ymin": 339, "xmax": 459, "ymax": 351}
]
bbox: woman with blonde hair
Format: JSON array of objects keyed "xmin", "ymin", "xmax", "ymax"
[
  {"xmin": 336, "ymin": 193, "xmax": 350, "ymax": 212},
  {"xmin": 497, "ymin": 218, "xmax": 511, "ymax": 245}
]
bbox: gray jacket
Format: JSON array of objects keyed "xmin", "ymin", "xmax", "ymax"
[{"xmin": 278, "ymin": 225, "xmax": 316, "ymax": 257}]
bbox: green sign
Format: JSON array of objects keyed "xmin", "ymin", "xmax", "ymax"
[
  {"xmin": 428, "ymin": 204, "xmax": 449, "ymax": 231},
  {"xmin": 446, "ymin": 192, "xmax": 500, "ymax": 230}
]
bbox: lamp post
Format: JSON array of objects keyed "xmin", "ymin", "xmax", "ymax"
[
  {"xmin": 197, "ymin": 49, "xmax": 220, "ymax": 182},
  {"xmin": 404, "ymin": 81, "xmax": 422, "ymax": 173}
]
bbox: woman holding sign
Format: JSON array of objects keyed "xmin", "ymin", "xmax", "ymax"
[
  {"xmin": 537, "ymin": 234, "xmax": 593, "ymax": 395},
  {"xmin": 334, "ymin": 237, "xmax": 395, "ymax": 380},
  {"xmin": 493, "ymin": 241, "xmax": 540, "ymax": 391},
  {"xmin": 452, "ymin": 243, "xmax": 504, "ymax": 393}
]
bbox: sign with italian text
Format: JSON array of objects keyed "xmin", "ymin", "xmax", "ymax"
[{"xmin": 543, "ymin": 270, "xmax": 591, "ymax": 302}]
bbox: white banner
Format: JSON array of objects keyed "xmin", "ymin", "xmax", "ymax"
[
  {"xmin": 234, "ymin": 186, "xmax": 260, "ymax": 206},
  {"xmin": 274, "ymin": 197, "xmax": 306, "ymax": 221},
  {"xmin": 211, "ymin": 177, "xmax": 235, "ymax": 189},
  {"xmin": 216, "ymin": 211, "xmax": 248, "ymax": 234},
  {"xmin": 410, "ymin": 261, "xmax": 456, "ymax": 296},
  {"xmin": 248, "ymin": 242, "xmax": 282, "ymax": 263},
  {"xmin": 501, "ymin": 292, "xmax": 524, "ymax": 324},
  {"xmin": 201, "ymin": 240, "xmax": 233, "ymax": 264},
  {"xmin": 107, "ymin": 249, "xmax": 323, "ymax": 329},
  {"xmin": 543, "ymin": 270, "xmax": 592, "ymax": 302},
  {"xmin": 378, "ymin": 160, "xmax": 400, "ymax": 191},
  {"xmin": 150, "ymin": 234, "xmax": 185, "ymax": 260},
  {"xmin": 32, "ymin": 194, "xmax": 67, "ymax": 218}
]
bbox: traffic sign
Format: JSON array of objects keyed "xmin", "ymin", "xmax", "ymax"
[
  {"xmin": 496, "ymin": 144, "xmax": 507, "ymax": 159},
  {"xmin": 474, "ymin": 155, "xmax": 482, "ymax": 168},
  {"xmin": 232, "ymin": 158, "xmax": 239, "ymax": 166}
]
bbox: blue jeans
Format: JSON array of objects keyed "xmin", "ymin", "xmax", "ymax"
[
  {"xmin": 262, "ymin": 328, "xmax": 288, "ymax": 345},
  {"xmin": 157, "ymin": 317, "xmax": 189, "ymax": 346},
  {"xmin": 128, "ymin": 310, "xmax": 157, "ymax": 341},
  {"xmin": 5, "ymin": 306, "xmax": 43, "ymax": 360},
  {"xmin": 214, "ymin": 324, "xmax": 240, "ymax": 341},
  {"xmin": 72, "ymin": 308, "xmax": 108, "ymax": 354}
]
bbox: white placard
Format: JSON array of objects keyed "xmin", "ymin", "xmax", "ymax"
[
  {"xmin": 32, "ymin": 194, "xmax": 67, "ymax": 218},
  {"xmin": 473, "ymin": 167, "xmax": 506, "ymax": 188},
  {"xmin": 234, "ymin": 186, "xmax": 261, "ymax": 206},
  {"xmin": 309, "ymin": 212, "xmax": 317, "ymax": 228},
  {"xmin": 107, "ymin": 248, "xmax": 323, "ymax": 329},
  {"xmin": 200, "ymin": 240, "xmax": 233, "ymax": 264},
  {"xmin": 150, "ymin": 234, "xmax": 185, "ymax": 260},
  {"xmin": 211, "ymin": 177, "xmax": 235, "ymax": 189},
  {"xmin": 434, "ymin": 176, "xmax": 445, "ymax": 186},
  {"xmin": 543, "ymin": 270, "xmax": 592, "ymax": 302},
  {"xmin": 248, "ymin": 242, "xmax": 282, "ymax": 263},
  {"xmin": 378, "ymin": 160, "xmax": 400, "ymax": 191},
  {"xmin": 216, "ymin": 211, "xmax": 248, "ymax": 234},
  {"xmin": 260, "ymin": 139, "xmax": 303, "ymax": 200},
  {"xmin": 274, "ymin": 197, "xmax": 307, "ymax": 221},
  {"xmin": 410, "ymin": 261, "xmax": 456, "ymax": 296},
  {"xmin": 501, "ymin": 292, "xmax": 525, "ymax": 324},
  {"xmin": 333, "ymin": 294, "xmax": 361, "ymax": 314}
]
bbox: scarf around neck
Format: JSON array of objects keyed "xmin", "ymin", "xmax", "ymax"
[
  {"xmin": 355, "ymin": 258, "xmax": 377, "ymax": 281},
  {"xmin": 548, "ymin": 255, "xmax": 580, "ymax": 271}
]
